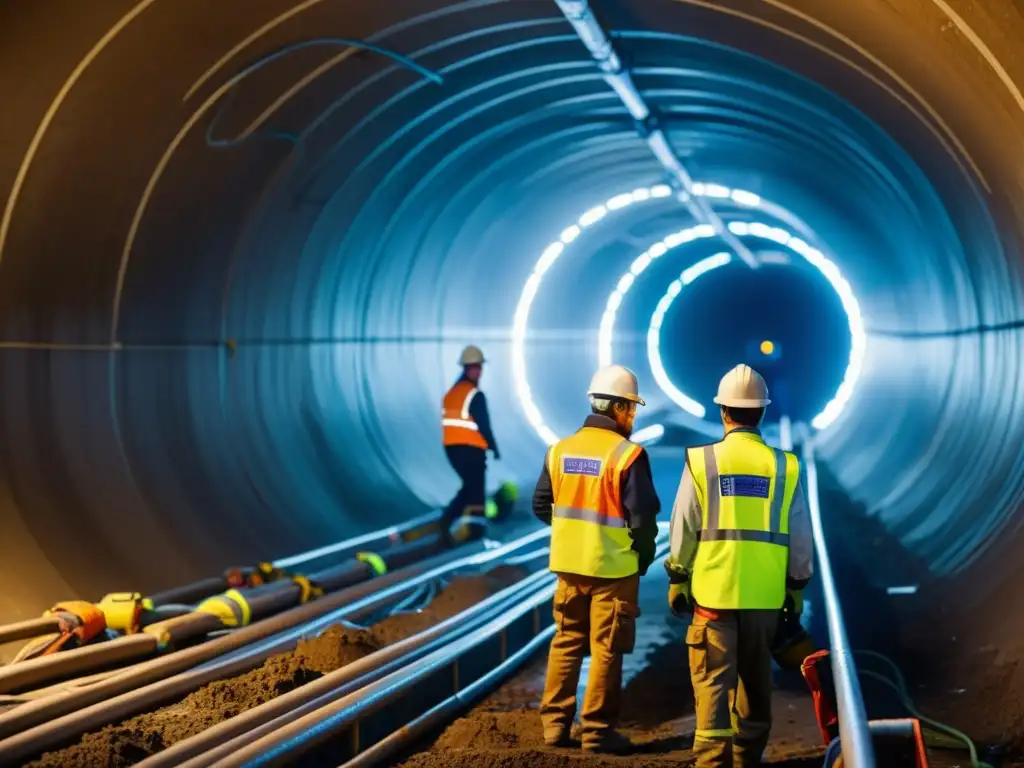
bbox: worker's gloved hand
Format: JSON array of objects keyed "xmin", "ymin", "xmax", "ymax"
[
  {"xmin": 668, "ymin": 582, "xmax": 692, "ymax": 617},
  {"xmin": 665, "ymin": 562, "xmax": 692, "ymax": 616},
  {"xmin": 786, "ymin": 589, "xmax": 804, "ymax": 617},
  {"xmin": 491, "ymin": 448, "xmax": 501, "ymax": 460}
]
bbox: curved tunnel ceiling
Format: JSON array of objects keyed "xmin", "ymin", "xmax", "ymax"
[{"xmin": 0, "ymin": 0, "xmax": 1023, "ymax": 620}]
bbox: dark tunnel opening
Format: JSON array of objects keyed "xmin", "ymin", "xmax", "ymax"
[
  {"xmin": 654, "ymin": 252, "xmax": 851, "ymax": 424},
  {"xmin": 1, "ymin": 0, "xmax": 1024, "ymax": 757}
]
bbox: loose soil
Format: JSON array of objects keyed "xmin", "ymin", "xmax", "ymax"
[
  {"xmin": 397, "ymin": 639, "xmax": 825, "ymax": 768},
  {"xmin": 28, "ymin": 565, "xmax": 527, "ymax": 768}
]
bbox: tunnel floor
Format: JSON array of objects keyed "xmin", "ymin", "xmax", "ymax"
[
  {"xmin": 397, "ymin": 456, "xmax": 1024, "ymax": 768},
  {"xmin": 396, "ymin": 563, "xmax": 826, "ymax": 768}
]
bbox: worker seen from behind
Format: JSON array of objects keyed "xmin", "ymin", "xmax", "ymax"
[
  {"xmin": 665, "ymin": 364, "xmax": 813, "ymax": 768},
  {"xmin": 532, "ymin": 365, "xmax": 660, "ymax": 754},
  {"xmin": 441, "ymin": 345, "xmax": 500, "ymax": 542}
]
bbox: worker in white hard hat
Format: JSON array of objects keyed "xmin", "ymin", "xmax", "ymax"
[
  {"xmin": 532, "ymin": 364, "xmax": 661, "ymax": 754},
  {"xmin": 664, "ymin": 364, "xmax": 814, "ymax": 768},
  {"xmin": 440, "ymin": 345, "xmax": 500, "ymax": 543}
]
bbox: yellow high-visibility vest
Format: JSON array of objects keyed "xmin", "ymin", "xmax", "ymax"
[
  {"xmin": 547, "ymin": 427, "xmax": 643, "ymax": 578},
  {"xmin": 442, "ymin": 381, "xmax": 488, "ymax": 450},
  {"xmin": 687, "ymin": 430, "xmax": 800, "ymax": 609}
]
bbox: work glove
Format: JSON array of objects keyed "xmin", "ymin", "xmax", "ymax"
[
  {"xmin": 668, "ymin": 582, "xmax": 692, "ymax": 617},
  {"xmin": 637, "ymin": 547, "xmax": 655, "ymax": 577},
  {"xmin": 491, "ymin": 448, "xmax": 501, "ymax": 460},
  {"xmin": 664, "ymin": 561, "xmax": 692, "ymax": 616},
  {"xmin": 786, "ymin": 589, "xmax": 804, "ymax": 617}
]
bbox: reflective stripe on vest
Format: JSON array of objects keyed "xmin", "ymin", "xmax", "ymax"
[
  {"xmin": 547, "ymin": 427, "xmax": 642, "ymax": 579},
  {"xmin": 442, "ymin": 381, "xmax": 487, "ymax": 449},
  {"xmin": 688, "ymin": 431, "xmax": 799, "ymax": 610}
]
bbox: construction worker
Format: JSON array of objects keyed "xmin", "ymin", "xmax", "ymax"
[
  {"xmin": 665, "ymin": 364, "xmax": 813, "ymax": 768},
  {"xmin": 532, "ymin": 365, "xmax": 660, "ymax": 754},
  {"xmin": 441, "ymin": 345, "xmax": 499, "ymax": 541}
]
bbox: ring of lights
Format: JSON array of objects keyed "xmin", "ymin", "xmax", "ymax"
[
  {"xmin": 604, "ymin": 220, "xmax": 866, "ymax": 430},
  {"xmin": 511, "ymin": 183, "xmax": 866, "ymax": 445},
  {"xmin": 646, "ymin": 251, "xmax": 733, "ymax": 418}
]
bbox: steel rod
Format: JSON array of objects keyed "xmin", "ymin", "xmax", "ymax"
[{"xmin": 803, "ymin": 438, "xmax": 876, "ymax": 768}]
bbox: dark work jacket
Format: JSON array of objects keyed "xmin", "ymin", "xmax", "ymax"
[
  {"xmin": 454, "ymin": 375, "xmax": 499, "ymax": 455},
  {"xmin": 531, "ymin": 414, "xmax": 661, "ymax": 575}
]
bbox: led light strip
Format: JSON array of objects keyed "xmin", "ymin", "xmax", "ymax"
[
  {"xmin": 511, "ymin": 182, "xmax": 863, "ymax": 445},
  {"xmin": 647, "ymin": 252, "xmax": 734, "ymax": 418}
]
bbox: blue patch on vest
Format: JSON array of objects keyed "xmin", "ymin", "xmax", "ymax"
[
  {"xmin": 563, "ymin": 457, "xmax": 602, "ymax": 476},
  {"xmin": 719, "ymin": 474, "xmax": 770, "ymax": 499}
]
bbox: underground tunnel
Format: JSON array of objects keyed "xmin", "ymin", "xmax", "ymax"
[{"xmin": 0, "ymin": 0, "xmax": 1022, "ymax": 765}]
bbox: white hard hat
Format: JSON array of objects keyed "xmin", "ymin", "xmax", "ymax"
[
  {"xmin": 587, "ymin": 365, "xmax": 645, "ymax": 406},
  {"xmin": 714, "ymin": 364, "xmax": 771, "ymax": 408},
  {"xmin": 459, "ymin": 345, "xmax": 485, "ymax": 366}
]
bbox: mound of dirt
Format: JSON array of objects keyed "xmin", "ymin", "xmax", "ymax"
[{"xmin": 28, "ymin": 564, "xmax": 527, "ymax": 768}]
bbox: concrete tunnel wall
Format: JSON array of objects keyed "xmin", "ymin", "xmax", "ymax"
[{"xmin": 0, "ymin": 0, "xmax": 1022, "ymax": 627}]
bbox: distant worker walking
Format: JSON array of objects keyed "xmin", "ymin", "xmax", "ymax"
[
  {"xmin": 665, "ymin": 364, "xmax": 814, "ymax": 768},
  {"xmin": 532, "ymin": 365, "xmax": 660, "ymax": 754},
  {"xmin": 441, "ymin": 345, "xmax": 500, "ymax": 542}
]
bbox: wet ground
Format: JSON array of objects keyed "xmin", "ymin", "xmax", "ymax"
[{"xmin": 26, "ymin": 564, "xmax": 529, "ymax": 768}]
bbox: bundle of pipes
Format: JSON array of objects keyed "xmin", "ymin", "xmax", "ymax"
[
  {"xmin": 0, "ymin": 532, "xmax": 453, "ymax": 696},
  {"xmin": 0, "ymin": 529, "xmax": 551, "ymax": 764},
  {"xmin": 213, "ymin": 536, "xmax": 668, "ymax": 768},
  {"xmin": 0, "ymin": 511, "xmax": 445, "ymax": 655}
]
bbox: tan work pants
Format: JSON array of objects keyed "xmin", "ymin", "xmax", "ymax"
[
  {"xmin": 540, "ymin": 572, "xmax": 641, "ymax": 746},
  {"xmin": 686, "ymin": 609, "xmax": 779, "ymax": 768}
]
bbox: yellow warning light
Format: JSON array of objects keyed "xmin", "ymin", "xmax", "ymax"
[{"xmin": 760, "ymin": 340, "xmax": 775, "ymax": 356}]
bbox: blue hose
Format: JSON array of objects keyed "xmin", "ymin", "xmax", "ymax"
[{"xmin": 823, "ymin": 736, "xmax": 842, "ymax": 768}]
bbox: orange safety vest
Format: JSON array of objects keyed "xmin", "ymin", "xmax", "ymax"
[
  {"xmin": 442, "ymin": 380, "xmax": 489, "ymax": 450},
  {"xmin": 546, "ymin": 427, "xmax": 643, "ymax": 578}
]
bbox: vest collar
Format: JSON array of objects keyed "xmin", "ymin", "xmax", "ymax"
[
  {"xmin": 581, "ymin": 413, "xmax": 629, "ymax": 438},
  {"xmin": 724, "ymin": 427, "xmax": 765, "ymax": 444}
]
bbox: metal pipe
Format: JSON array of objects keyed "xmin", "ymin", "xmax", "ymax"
[
  {"xmin": 824, "ymin": 720, "xmax": 918, "ymax": 768},
  {"xmin": 226, "ymin": 537, "xmax": 666, "ymax": 768},
  {"xmin": 148, "ymin": 513, "xmax": 441, "ymax": 607},
  {"xmin": 0, "ymin": 618, "xmax": 62, "ymax": 646},
  {"xmin": 550, "ymin": 0, "xmax": 760, "ymax": 269},
  {"xmin": 144, "ymin": 569, "xmax": 555, "ymax": 768},
  {"xmin": 0, "ymin": 534, "xmax": 546, "ymax": 762},
  {"xmin": 215, "ymin": 585, "xmax": 559, "ymax": 767},
  {"xmin": 371, "ymin": 534, "xmax": 447, "ymax": 572},
  {"xmin": 868, "ymin": 718, "xmax": 916, "ymax": 737},
  {"xmin": 0, "ymin": 634, "xmax": 158, "ymax": 695},
  {"xmin": 803, "ymin": 439, "xmax": 876, "ymax": 768},
  {"xmin": 273, "ymin": 512, "xmax": 440, "ymax": 570},
  {"xmin": 148, "ymin": 578, "xmax": 230, "ymax": 608},
  {"xmin": 342, "ymin": 625, "xmax": 557, "ymax": 768}
]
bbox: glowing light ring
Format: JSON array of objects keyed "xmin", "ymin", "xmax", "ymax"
[
  {"xmin": 512, "ymin": 182, "xmax": 862, "ymax": 446},
  {"xmin": 601, "ymin": 220, "xmax": 865, "ymax": 429},
  {"xmin": 647, "ymin": 252, "xmax": 733, "ymax": 418},
  {"xmin": 512, "ymin": 183, "xmax": 677, "ymax": 446},
  {"xmin": 631, "ymin": 423, "xmax": 666, "ymax": 445}
]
